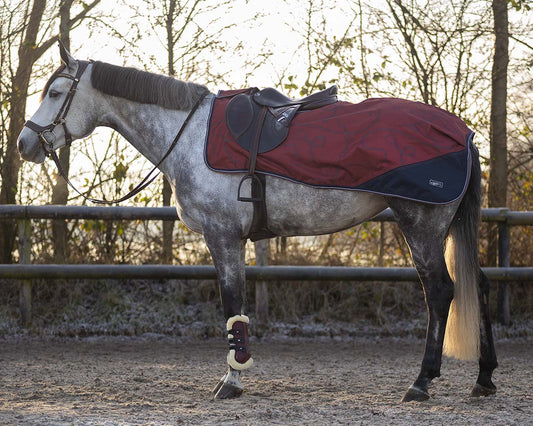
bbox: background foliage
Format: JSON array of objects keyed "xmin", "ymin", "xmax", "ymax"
[{"xmin": 0, "ymin": 0, "xmax": 532, "ymax": 335}]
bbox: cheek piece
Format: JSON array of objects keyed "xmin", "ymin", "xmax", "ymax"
[{"xmin": 24, "ymin": 60, "xmax": 91, "ymax": 154}]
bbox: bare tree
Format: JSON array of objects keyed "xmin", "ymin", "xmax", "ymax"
[
  {"xmin": 278, "ymin": 0, "xmax": 357, "ymax": 96},
  {"xmin": 488, "ymin": 0, "xmax": 509, "ymax": 215},
  {"xmin": 0, "ymin": 0, "xmax": 48, "ymax": 263},
  {"xmin": 488, "ymin": 0, "xmax": 509, "ymax": 323},
  {"xmin": 381, "ymin": 0, "xmax": 491, "ymax": 115},
  {"xmin": 50, "ymin": 0, "xmax": 76, "ymax": 263},
  {"xmin": 0, "ymin": 0, "xmax": 100, "ymax": 263}
]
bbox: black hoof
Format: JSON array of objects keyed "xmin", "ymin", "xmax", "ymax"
[
  {"xmin": 212, "ymin": 381, "xmax": 244, "ymax": 399},
  {"xmin": 402, "ymin": 385, "xmax": 430, "ymax": 402},
  {"xmin": 470, "ymin": 383, "xmax": 497, "ymax": 397}
]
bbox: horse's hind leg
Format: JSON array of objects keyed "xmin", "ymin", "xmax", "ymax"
[
  {"xmin": 403, "ymin": 244, "xmax": 454, "ymax": 402},
  {"xmin": 387, "ymin": 199, "xmax": 456, "ymax": 402},
  {"xmin": 471, "ymin": 270, "xmax": 498, "ymax": 397},
  {"xmin": 203, "ymin": 226, "xmax": 253, "ymax": 399}
]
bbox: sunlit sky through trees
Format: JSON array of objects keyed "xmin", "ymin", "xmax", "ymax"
[
  {"xmin": 6, "ymin": 0, "xmax": 532, "ymax": 205},
  {"xmin": 27, "ymin": 0, "xmax": 376, "ymax": 109}
]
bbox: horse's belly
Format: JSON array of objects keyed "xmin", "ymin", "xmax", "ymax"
[{"xmin": 265, "ymin": 177, "xmax": 388, "ymax": 236}]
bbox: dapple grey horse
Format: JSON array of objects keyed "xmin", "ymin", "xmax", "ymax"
[{"xmin": 17, "ymin": 44, "xmax": 497, "ymax": 401}]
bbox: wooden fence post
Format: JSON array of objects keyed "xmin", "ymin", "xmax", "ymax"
[
  {"xmin": 497, "ymin": 218, "xmax": 511, "ymax": 325},
  {"xmin": 254, "ymin": 239, "xmax": 269, "ymax": 329},
  {"xmin": 18, "ymin": 218, "xmax": 32, "ymax": 327}
]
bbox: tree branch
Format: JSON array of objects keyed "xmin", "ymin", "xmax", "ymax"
[
  {"xmin": 33, "ymin": 0, "xmax": 101, "ymax": 58},
  {"xmin": 510, "ymin": 34, "xmax": 533, "ymax": 50}
]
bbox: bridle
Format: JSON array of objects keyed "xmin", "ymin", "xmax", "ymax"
[
  {"xmin": 24, "ymin": 60, "xmax": 206, "ymax": 205},
  {"xmin": 25, "ymin": 60, "xmax": 91, "ymax": 154}
]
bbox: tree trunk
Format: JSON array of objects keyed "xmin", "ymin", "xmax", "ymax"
[
  {"xmin": 488, "ymin": 0, "xmax": 509, "ymax": 218},
  {"xmin": 161, "ymin": 0, "xmax": 177, "ymax": 264},
  {"xmin": 0, "ymin": 0, "xmax": 47, "ymax": 263},
  {"xmin": 51, "ymin": 0, "xmax": 74, "ymax": 264},
  {"xmin": 489, "ymin": 0, "xmax": 509, "ymax": 324},
  {"xmin": 488, "ymin": 0, "xmax": 509, "ymax": 266}
]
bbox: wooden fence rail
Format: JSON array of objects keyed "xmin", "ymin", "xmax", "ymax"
[{"xmin": 1, "ymin": 205, "xmax": 532, "ymax": 327}]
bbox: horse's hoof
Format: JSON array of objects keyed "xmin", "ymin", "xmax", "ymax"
[
  {"xmin": 212, "ymin": 381, "xmax": 244, "ymax": 399},
  {"xmin": 470, "ymin": 383, "xmax": 497, "ymax": 397},
  {"xmin": 212, "ymin": 369, "xmax": 244, "ymax": 399},
  {"xmin": 402, "ymin": 385, "xmax": 430, "ymax": 402}
]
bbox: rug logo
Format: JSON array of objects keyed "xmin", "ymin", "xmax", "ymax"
[{"xmin": 429, "ymin": 179, "xmax": 444, "ymax": 189}]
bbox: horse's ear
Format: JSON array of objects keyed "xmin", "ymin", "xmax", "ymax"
[{"xmin": 59, "ymin": 40, "xmax": 76, "ymax": 70}]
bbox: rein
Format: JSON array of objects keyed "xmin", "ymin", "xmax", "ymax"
[{"xmin": 24, "ymin": 61, "xmax": 207, "ymax": 205}]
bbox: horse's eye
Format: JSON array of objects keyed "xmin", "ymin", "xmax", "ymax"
[{"xmin": 49, "ymin": 90, "xmax": 60, "ymax": 98}]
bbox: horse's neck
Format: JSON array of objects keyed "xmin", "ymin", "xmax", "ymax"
[{"xmin": 101, "ymin": 96, "xmax": 210, "ymax": 177}]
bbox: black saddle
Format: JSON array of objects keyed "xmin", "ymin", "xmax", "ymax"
[
  {"xmin": 225, "ymin": 86, "xmax": 338, "ymax": 202},
  {"xmin": 226, "ymin": 85, "xmax": 338, "ymax": 154}
]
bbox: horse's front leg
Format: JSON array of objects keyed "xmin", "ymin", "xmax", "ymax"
[{"xmin": 203, "ymin": 228, "xmax": 253, "ymax": 399}]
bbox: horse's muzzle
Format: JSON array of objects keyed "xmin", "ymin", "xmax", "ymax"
[{"xmin": 17, "ymin": 133, "xmax": 46, "ymax": 163}]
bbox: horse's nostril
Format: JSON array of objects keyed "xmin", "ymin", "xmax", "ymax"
[{"xmin": 18, "ymin": 138, "xmax": 25, "ymax": 153}]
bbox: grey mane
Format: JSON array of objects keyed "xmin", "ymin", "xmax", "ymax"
[{"xmin": 90, "ymin": 61, "xmax": 210, "ymax": 111}]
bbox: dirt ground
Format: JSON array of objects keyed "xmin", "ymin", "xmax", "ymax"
[{"xmin": 0, "ymin": 336, "xmax": 531, "ymax": 425}]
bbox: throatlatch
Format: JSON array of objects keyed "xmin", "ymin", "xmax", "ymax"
[{"xmin": 226, "ymin": 315, "xmax": 253, "ymax": 370}]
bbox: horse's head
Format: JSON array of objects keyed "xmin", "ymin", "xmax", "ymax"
[{"xmin": 18, "ymin": 43, "xmax": 97, "ymax": 163}]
